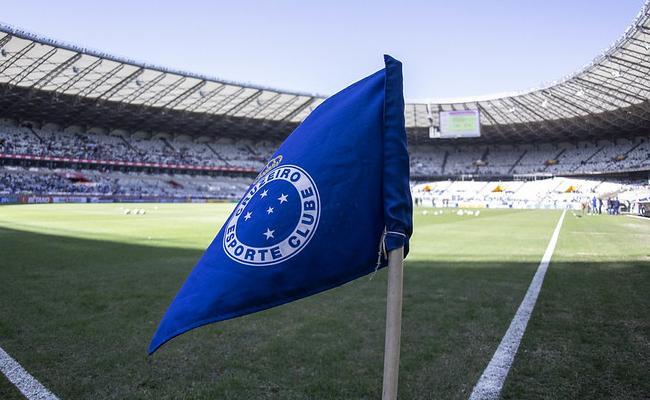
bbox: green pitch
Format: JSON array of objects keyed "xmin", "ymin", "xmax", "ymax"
[{"xmin": 0, "ymin": 204, "xmax": 648, "ymax": 399}]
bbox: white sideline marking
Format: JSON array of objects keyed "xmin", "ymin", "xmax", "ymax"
[
  {"xmin": 626, "ymin": 215, "xmax": 649, "ymax": 221},
  {"xmin": 0, "ymin": 346, "xmax": 59, "ymax": 400},
  {"xmin": 469, "ymin": 210, "xmax": 566, "ymax": 400}
]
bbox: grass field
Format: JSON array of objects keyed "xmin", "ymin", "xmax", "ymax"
[{"xmin": 0, "ymin": 204, "xmax": 648, "ymax": 399}]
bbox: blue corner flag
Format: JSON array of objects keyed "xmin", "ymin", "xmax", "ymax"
[{"xmin": 149, "ymin": 55, "xmax": 413, "ymax": 354}]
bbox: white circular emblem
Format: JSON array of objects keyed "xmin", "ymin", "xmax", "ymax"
[{"xmin": 223, "ymin": 164, "xmax": 320, "ymax": 266}]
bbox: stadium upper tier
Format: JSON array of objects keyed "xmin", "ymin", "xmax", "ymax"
[
  {"xmin": 2, "ymin": 1, "xmax": 650, "ymax": 141},
  {"xmin": 2, "ymin": 120, "xmax": 648, "ymax": 177}
]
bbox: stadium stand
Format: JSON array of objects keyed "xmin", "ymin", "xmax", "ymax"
[
  {"xmin": 0, "ymin": 166, "xmax": 250, "ymax": 200},
  {"xmin": 0, "ymin": 120, "xmax": 272, "ymax": 170},
  {"xmin": 2, "ymin": 119, "xmax": 648, "ymax": 182},
  {"xmin": 412, "ymin": 177, "xmax": 649, "ymax": 212},
  {"xmin": 408, "ymin": 138, "xmax": 650, "ymax": 177}
]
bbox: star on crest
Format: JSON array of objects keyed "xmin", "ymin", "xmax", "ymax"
[
  {"xmin": 244, "ymin": 211, "xmax": 252, "ymax": 221},
  {"xmin": 260, "ymin": 190, "xmax": 269, "ymax": 198},
  {"xmin": 278, "ymin": 193, "xmax": 288, "ymax": 204},
  {"xmin": 263, "ymin": 228, "xmax": 275, "ymax": 240},
  {"xmin": 266, "ymin": 206, "xmax": 274, "ymax": 215}
]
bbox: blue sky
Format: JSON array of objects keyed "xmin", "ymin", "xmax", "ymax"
[{"xmin": 0, "ymin": 1, "xmax": 644, "ymax": 100}]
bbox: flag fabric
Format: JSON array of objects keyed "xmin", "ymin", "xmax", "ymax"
[{"xmin": 149, "ymin": 55, "xmax": 413, "ymax": 354}]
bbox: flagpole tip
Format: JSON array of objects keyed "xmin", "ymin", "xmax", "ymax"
[{"xmin": 383, "ymin": 54, "xmax": 402, "ymax": 67}]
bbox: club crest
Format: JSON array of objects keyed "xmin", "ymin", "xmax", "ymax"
[
  {"xmin": 223, "ymin": 164, "xmax": 320, "ymax": 266},
  {"xmin": 254, "ymin": 155, "xmax": 283, "ymax": 183}
]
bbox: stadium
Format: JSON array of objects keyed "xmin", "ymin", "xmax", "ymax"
[{"xmin": 0, "ymin": 2, "xmax": 649, "ymax": 400}]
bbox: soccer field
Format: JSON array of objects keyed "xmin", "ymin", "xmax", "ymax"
[{"xmin": 0, "ymin": 204, "xmax": 648, "ymax": 399}]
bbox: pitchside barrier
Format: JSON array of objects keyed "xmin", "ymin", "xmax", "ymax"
[{"xmin": 0, "ymin": 195, "xmax": 236, "ymax": 205}]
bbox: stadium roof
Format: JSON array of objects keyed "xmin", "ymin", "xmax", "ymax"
[{"xmin": 1, "ymin": 1, "xmax": 650, "ymax": 142}]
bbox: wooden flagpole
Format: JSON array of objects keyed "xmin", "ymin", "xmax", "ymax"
[{"xmin": 382, "ymin": 246, "xmax": 404, "ymax": 400}]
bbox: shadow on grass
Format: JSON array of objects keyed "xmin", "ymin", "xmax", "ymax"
[{"xmin": 0, "ymin": 227, "xmax": 647, "ymax": 400}]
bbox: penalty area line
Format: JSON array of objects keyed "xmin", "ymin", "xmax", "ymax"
[
  {"xmin": 468, "ymin": 209, "xmax": 566, "ymax": 400},
  {"xmin": 0, "ymin": 345, "xmax": 59, "ymax": 400}
]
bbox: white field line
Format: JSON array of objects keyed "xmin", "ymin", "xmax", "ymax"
[
  {"xmin": 626, "ymin": 214, "xmax": 649, "ymax": 221},
  {"xmin": 0, "ymin": 346, "xmax": 59, "ymax": 400},
  {"xmin": 469, "ymin": 209, "xmax": 566, "ymax": 400}
]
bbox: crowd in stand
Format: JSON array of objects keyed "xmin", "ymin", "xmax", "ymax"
[
  {"xmin": 1, "ymin": 120, "xmax": 649, "ymax": 199},
  {"xmin": 0, "ymin": 123, "xmax": 275, "ymax": 170},
  {"xmin": 0, "ymin": 168, "xmax": 250, "ymax": 199},
  {"xmin": 2, "ymin": 121, "xmax": 649, "ymax": 179},
  {"xmin": 411, "ymin": 178, "xmax": 648, "ymax": 212},
  {"xmin": 409, "ymin": 138, "xmax": 650, "ymax": 176},
  {"xmin": 0, "ymin": 170, "xmax": 113, "ymax": 195}
]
